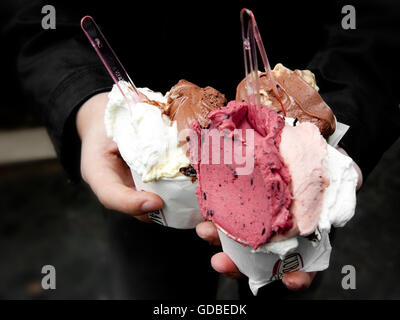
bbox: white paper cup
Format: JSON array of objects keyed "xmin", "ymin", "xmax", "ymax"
[
  {"xmin": 327, "ymin": 118, "xmax": 349, "ymax": 148},
  {"xmin": 215, "ymin": 120, "xmax": 350, "ymax": 295},
  {"xmin": 131, "ymin": 169, "xmax": 203, "ymax": 229},
  {"xmin": 217, "ymin": 229, "xmax": 332, "ymax": 295}
]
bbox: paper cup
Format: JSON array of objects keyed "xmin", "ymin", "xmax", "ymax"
[
  {"xmin": 218, "ymin": 229, "xmax": 332, "ymax": 295},
  {"xmin": 131, "ymin": 169, "xmax": 203, "ymax": 229},
  {"xmin": 214, "ymin": 120, "xmax": 350, "ymax": 295},
  {"xmin": 327, "ymin": 118, "xmax": 349, "ymax": 148}
]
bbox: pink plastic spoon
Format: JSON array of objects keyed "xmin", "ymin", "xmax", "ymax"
[
  {"xmin": 240, "ymin": 8, "xmax": 286, "ymax": 116},
  {"xmin": 81, "ymin": 16, "xmax": 145, "ymax": 110}
]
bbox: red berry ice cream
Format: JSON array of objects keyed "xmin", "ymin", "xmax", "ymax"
[{"xmin": 189, "ymin": 101, "xmax": 293, "ymax": 249}]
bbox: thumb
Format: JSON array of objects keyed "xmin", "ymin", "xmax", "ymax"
[
  {"xmin": 95, "ymin": 182, "xmax": 164, "ymax": 221},
  {"xmin": 82, "ymin": 149, "xmax": 164, "ymax": 220}
]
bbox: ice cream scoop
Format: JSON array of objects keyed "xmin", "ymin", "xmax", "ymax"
[
  {"xmin": 279, "ymin": 121, "xmax": 330, "ymax": 236},
  {"xmin": 236, "ymin": 64, "xmax": 336, "ymax": 138},
  {"xmin": 189, "ymin": 100, "xmax": 293, "ymax": 249},
  {"xmin": 105, "ymin": 82, "xmax": 190, "ymax": 182},
  {"xmin": 165, "ymin": 80, "xmax": 227, "ymax": 134}
]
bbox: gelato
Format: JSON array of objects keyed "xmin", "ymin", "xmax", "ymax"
[
  {"xmin": 165, "ymin": 80, "xmax": 227, "ymax": 134},
  {"xmin": 189, "ymin": 101, "xmax": 293, "ymax": 249},
  {"xmin": 279, "ymin": 121, "xmax": 329, "ymax": 236},
  {"xmin": 105, "ymin": 82, "xmax": 189, "ymax": 182},
  {"xmin": 104, "ymin": 80, "xmax": 226, "ymax": 228},
  {"xmin": 216, "ymin": 117, "xmax": 358, "ymax": 294},
  {"xmin": 236, "ymin": 64, "xmax": 336, "ymax": 138},
  {"xmin": 105, "ymin": 80, "xmax": 226, "ymax": 182},
  {"xmin": 190, "ymin": 100, "xmax": 357, "ymax": 251}
]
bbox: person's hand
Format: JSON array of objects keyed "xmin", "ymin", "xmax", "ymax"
[
  {"xmin": 196, "ymin": 221, "xmax": 317, "ymax": 290},
  {"xmin": 76, "ymin": 92, "xmax": 163, "ymax": 221},
  {"xmin": 196, "ymin": 147, "xmax": 363, "ymax": 291}
]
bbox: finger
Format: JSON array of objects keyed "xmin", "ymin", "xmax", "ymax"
[
  {"xmin": 196, "ymin": 221, "xmax": 221, "ymax": 246},
  {"xmin": 211, "ymin": 252, "xmax": 243, "ymax": 279},
  {"xmin": 81, "ymin": 142, "xmax": 163, "ymax": 221},
  {"xmin": 82, "ymin": 152, "xmax": 164, "ymax": 217},
  {"xmin": 95, "ymin": 181, "xmax": 163, "ymax": 216},
  {"xmin": 336, "ymin": 147, "xmax": 363, "ymax": 190},
  {"xmin": 282, "ymin": 271, "xmax": 316, "ymax": 291}
]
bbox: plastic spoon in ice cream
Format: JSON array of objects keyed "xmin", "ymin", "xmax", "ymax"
[
  {"xmin": 241, "ymin": 9, "xmax": 260, "ymax": 107},
  {"xmin": 81, "ymin": 16, "xmax": 148, "ymax": 190},
  {"xmin": 81, "ymin": 16, "xmax": 147, "ymax": 109},
  {"xmin": 240, "ymin": 9, "xmax": 286, "ymax": 116}
]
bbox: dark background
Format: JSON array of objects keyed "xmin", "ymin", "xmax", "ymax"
[
  {"xmin": 0, "ymin": 1, "xmax": 337, "ymax": 128},
  {"xmin": 0, "ymin": 1, "xmax": 399, "ymax": 299}
]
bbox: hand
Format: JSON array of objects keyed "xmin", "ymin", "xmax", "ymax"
[
  {"xmin": 76, "ymin": 92, "xmax": 163, "ymax": 221},
  {"xmin": 196, "ymin": 147, "xmax": 363, "ymax": 291},
  {"xmin": 196, "ymin": 221, "xmax": 316, "ymax": 290}
]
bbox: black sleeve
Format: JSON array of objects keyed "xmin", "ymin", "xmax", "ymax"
[
  {"xmin": 2, "ymin": 0, "xmax": 112, "ymax": 181},
  {"xmin": 308, "ymin": 0, "xmax": 400, "ymax": 179}
]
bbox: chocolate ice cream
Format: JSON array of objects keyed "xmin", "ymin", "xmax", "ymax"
[
  {"xmin": 165, "ymin": 80, "xmax": 227, "ymax": 134},
  {"xmin": 236, "ymin": 64, "xmax": 336, "ymax": 138}
]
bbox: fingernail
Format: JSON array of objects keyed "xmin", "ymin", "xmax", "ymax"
[
  {"xmin": 283, "ymin": 280, "xmax": 296, "ymax": 290},
  {"xmin": 283, "ymin": 279, "xmax": 306, "ymax": 291},
  {"xmin": 141, "ymin": 201, "xmax": 160, "ymax": 212},
  {"xmin": 198, "ymin": 224, "xmax": 214, "ymax": 239}
]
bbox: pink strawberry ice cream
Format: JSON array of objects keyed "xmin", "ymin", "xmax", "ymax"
[
  {"xmin": 189, "ymin": 101, "xmax": 293, "ymax": 249},
  {"xmin": 279, "ymin": 122, "xmax": 329, "ymax": 236}
]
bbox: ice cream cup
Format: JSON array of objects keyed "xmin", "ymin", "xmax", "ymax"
[
  {"xmin": 214, "ymin": 120, "xmax": 351, "ymax": 295},
  {"xmin": 327, "ymin": 116, "xmax": 349, "ymax": 148},
  {"xmin": 131, "ymin": 169, "xmax": 203, "ymax": 229},
  {"xmin": 217, "ymin": 228, "xmax": 332, "ymax": 295}
]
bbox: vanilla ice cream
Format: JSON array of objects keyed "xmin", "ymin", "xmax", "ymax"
[{"xmin": 105, "ymin": 81, "xmax": 190, "ymax": 182}]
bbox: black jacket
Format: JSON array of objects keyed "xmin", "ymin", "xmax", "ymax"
[{"xmin": 2, "ymin": 0, "xmax": 400, "ymax": 181}]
